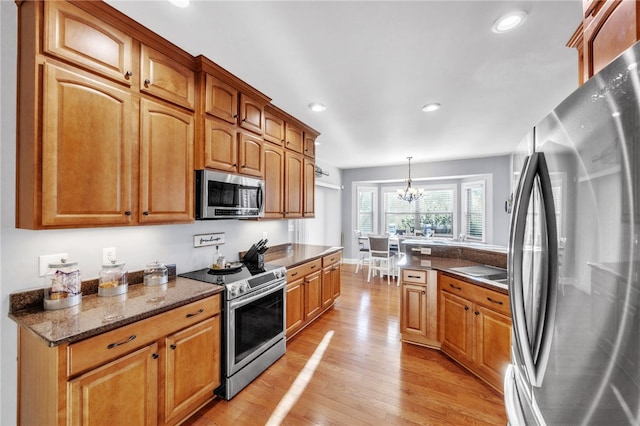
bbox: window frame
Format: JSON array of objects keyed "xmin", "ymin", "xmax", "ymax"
[
  {"xmin": 355, "ymin": 186, "xmax": 378, "ymax": 235},
  {"xmin": 461, "ymin": 180, "xmax": 486, "ymax": 242}
]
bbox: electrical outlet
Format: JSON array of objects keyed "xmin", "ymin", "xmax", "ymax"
[
  {"xmin": 39, "ymin": 253, "xmax": 68, "ymax": 277},
  {"xmin": 103, "ymin": 247, "xmax": 117, "ymax": 264},
  {"xmin": 420, "ymin": 247, "xmax": 432, "ymax": 255}
]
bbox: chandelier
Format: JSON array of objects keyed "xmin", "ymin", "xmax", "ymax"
[{"xmin": 397, "ymin": 157, "xmax": 424, "ymax": 203}]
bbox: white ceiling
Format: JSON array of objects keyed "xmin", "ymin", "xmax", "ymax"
[{"xmin": 106, "ymin": 0, "xmax": 583, "ymax": 170}]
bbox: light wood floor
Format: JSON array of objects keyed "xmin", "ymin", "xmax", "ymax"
[{"xmin": 184, "ymin": 265, "xmax": 507, "ymax": 425}]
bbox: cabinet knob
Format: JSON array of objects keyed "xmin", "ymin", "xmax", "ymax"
[
  {"xmin": 241, "ymin": 164, "xmax": 246, "ymax": 168},
  {"xmin": 474, "ymin": 311, "xmax": 480, "ymax": 316},
  {"xmin": 143, "ymin": 211, "xmax": 150, "ymax": 216},
  {"xmin": 233, "ymin": 114, "xmax": 238, "ymax": 119},
  {"xmin": 124, "ymin": 211, "xmax": 132, "ymax": 216},
  {"xmin": 124, "ymin": 70, "xmax": 133, "ymax": 78},
  {"xmin": 152, "ymin": 353, "xmax": 159, "ymax": 359},
  {"xmin": 422, "ymin": 290, "xmax": 426, "ymax": 295},
  {"xmin": 232, "ymin": 163, "xmax": 237, "ymax": 167},
  {"xmin": 170, "ymin": 344, "xmax": 177, "ymax": 350},
  {"xmin": 242, "ymin": 118, "xmax": 247, "ymax": 122},
  {"xmin": 464, "ymin": 306, "xmax": 470, "ymax": 311},
  {"xmin": 144, "ymin": 79, "xmax": 151, "ymax": 87}
]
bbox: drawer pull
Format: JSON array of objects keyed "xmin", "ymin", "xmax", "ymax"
[
  {"xmin": 408, "ymin": 275, "xmax": 421, "ymax": 279},
  {"xmin": 487, "ymin": 297, "xmax": 503, "ymax": 305},
  {"xmin": 411, "ymin": 248, "xmax": 421, "ymax": 252},
  {"xmin": 186, "ymin": 308, "xmax": 204, "ymax": 318},
  {"xmin": 107, "ymin": 335, "xmax": 136, "ymax": 349},
  {"xmin": 449, "ymin": 283, "xmax": 462, "ymax": 291},
  {"xmin": 291, "ymin": 272, "xmax": 298, "ymax": 277},
  {"xmin": 311, "ymin": 265, "xmax": 317, "ymax": 269}
]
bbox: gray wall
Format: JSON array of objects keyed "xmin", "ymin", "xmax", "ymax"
[{"xmin": 341, "ymin": 155, "xmax": 512, "ymax": 260}]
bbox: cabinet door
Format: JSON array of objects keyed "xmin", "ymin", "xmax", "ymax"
[
  {"xmin": 284, "ymin": 152, "xmax": 303, "ymax": 218},
  {"xmin": 163, "ymin": 316, "xmax": 220, "ymax": 425},
  {"xmin": 263, "ymin": 142, "xmax": 285, "ymax": 218},
  {"xmin": 440, "ymin": 291, "xmax": 474, "ymax": 363},
  {"xmin": 474, "ymin": 305, "xmax": 512, "ymax": 390},
  {"xmin": 304, "ymin": 271, "xmax": 323, "ymax": 322},
  {"xmin": 204, "ymin": 74, "xmax": 238, "ymax": 123},
  {"xmin": 204, "ymin": 117, "xmax": 238, "ymax": 172},
  {"xmin": 238, "ymin": 131, "xmax": 264, "ymax": 177},
  {"xmin": 140, "ymin": 45, "xmax": 195, "ymax": 110},
  {"xmin": 139, "ymin": 98, "xmax": 194, "ymax": 224},
  {"xmin": 321, "ymin": 266, "xmax": 335, "ymax": 310},
  {"xmin": 44, "ymin": 1, "xmax": 134, "ymax": 85},
  {"xmin": 303, "ymin": 157, "xmax": 315, "ymax": 217},
  {"xmin": 264, "ymin": 110, "xmax": 285, "ymax": 146},
  {"xmin": 285, "ymin": 123, "xmax": 304, "ymax": 153},
  {"xmin": 303, "ymin": 133, "xmax": 316, "ymax": 158},
  {"xmin": 401, "ymin": 284, "xmax": 428, "ymax": 338},
  {"xmin": 286, "ymin": 278, "xmax": 304, "ymax": 337},
  {"xmin": 331, "ymin": 263, "xmax": 341, "ymax": 299},
  {"xmin": 239, "ymin": 93, "xmax": 264, "ymax": 135},
  {"xmin": 42, "ymin": 63, "xmax": 135, "ymax": 227},
  {"xmin": 68, "ymin": 343, "xmax": 158, "ymax": 426}
]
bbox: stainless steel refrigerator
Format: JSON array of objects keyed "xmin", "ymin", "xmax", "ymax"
[{"xmin": 505, "ymin": 41, "xmax": 640, "ymax": 425}]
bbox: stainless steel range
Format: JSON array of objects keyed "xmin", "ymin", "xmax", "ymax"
[{"xmin": 179, "ymin": 263, "xmax": 287, "ymax": 400}]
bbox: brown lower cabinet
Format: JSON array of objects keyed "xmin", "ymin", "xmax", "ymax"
[
  {"xmin": 438, "ymin": 273, "xmax": 511, "ymax": 393},
  {"xmin": 286, "ymin": 251, "xmax": 342, "ymax": 339},
  {"xmin": 18, "ymin": 295, "xmax": 221, "ymax": 426}
]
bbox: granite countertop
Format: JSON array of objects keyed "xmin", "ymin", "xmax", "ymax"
[
  {"xmin": 264, "ymin": 243, "xmax": 343, "ymax": 269},
  {"xmin": 9, "ymin": 277, "xmax": 223, "ymax": 347},
  {"xmin": 399, "ymin": 255, "xmax": 509, "ymax": 294}
]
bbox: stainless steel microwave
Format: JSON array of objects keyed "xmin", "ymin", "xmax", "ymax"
[{"xmin": 195, "ymin": 170, "xmax": 264, "ymax": 219}]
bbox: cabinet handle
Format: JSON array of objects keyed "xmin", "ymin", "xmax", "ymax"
[
  {"xmin": 449, "ymin": 283, "xmax": 462, "ymax": 291},
  {"xmin": 408, "ymin": 275, "xmax": 421, "ymax": 279},
  {"xmin": 143, "ymin": 211, "xmax": 150, "ymax": 216},
  {"xmin": 464, "ymin": 306, "xmax": 470, "ymax": 311},
  {"xmin": 332, "ymin": 265, "xmax": 339, "ymax": 271},
  {"xmin": 233, "ymin": 114, "xmax": 238, "ymax": 119},
  {"xmin": 186, "ymin": 308, "xmax": 204, "ymax": 318},
  {"xmin": 241, "ymin": 164, "xmax": 246, "ymax": 168},
  {"xmin": 124, "ymin": 211, "xmax": 132, "ymax": 216},
  {"xmin": 152, "ymin": 353, "xmax": 159, "ymax": 359},
  {"xmin": 475, "ymin": 311, "xmax": 480, "ymax": 316},
  {"xmin": 242, "ymin": 118, "xmax": 247, "ymax": 122},
  {"xmin": 170, "ymin": 344, "xmax": 177, "ymax": 350},
  {"xmin": 310, "ymin": 265, "xmax": 317, "ymax": 269},
  {"xmin": 422, "ymin": 290, "xmax": 426, "ymax": 295},
  {"xmin": 144, "ymin": 78, "xmax": 151, "ymax": 87},
  {"xmin": 291, "ymin": 272, "xmax": 298, "ymax": 277},
  {"xmin": 487, "ymin": 297, "xmax": 503, "ymax": 305},
  {"xmin": 124, "ymin": 70, "xmax": 132, "ymax": 78},
  {"xmin": 107, "ymin": 335, "xmax": 136, "ymax": 349}
]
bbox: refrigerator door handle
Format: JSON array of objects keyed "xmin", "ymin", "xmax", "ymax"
[
  {"xmin": 531, "ymin": 152, "xmax": 559, "ymax": 386},
  {"xmin": 509, "ymin": 153, "xmax": 539, "ymax": 385},
  {"xmin": 504, "ymin": 364, "xmax": 527, "ymax": 426}
]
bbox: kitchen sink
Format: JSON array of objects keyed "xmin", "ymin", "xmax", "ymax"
[{"xmin": 449, "ymin": 265, "xmax": 508, "ymax": 281}]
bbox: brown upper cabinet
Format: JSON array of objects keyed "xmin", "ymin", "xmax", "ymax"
[
  {"xmin": 568, "ymin": 0, "xmax": 640, "ymax": 84},
  {"xmin": 44, "ymin": 0, "xmax": 134, "ymax": 86},
  {"xmin": 264, "ymin": 107, "xmax": 286, "ymax": 146},
  {"xmin": 285, "ymin": 122, "xmax": 304, "ymax": 154},
  {"xmin": 304, "ymin": 132, "xmax": 317, "ymax": 159},
  {"xmin": 140, "ymin": 45, "xmax": 196, "ymax": 110}
]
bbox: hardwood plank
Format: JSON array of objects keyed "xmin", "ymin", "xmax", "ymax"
[{"xmin": 184, "ymin": 265, "xmax": 507, "ymax": 425}]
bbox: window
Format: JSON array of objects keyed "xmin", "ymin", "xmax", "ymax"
[
  {"xmin": 462, "ymin": 181, "xmax": 485, "ymax": 241},
  {"xmin": 383, "ymin": 185, "xmax": 455, "ymax": 237},
  {"xmin": 356, "ymin": 187, "xmax": 377, "ymax": 234}
]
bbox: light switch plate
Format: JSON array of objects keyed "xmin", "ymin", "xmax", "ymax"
[{"xmin": 39, "ymin": 253, "xmax": 68, "ymax": 277}]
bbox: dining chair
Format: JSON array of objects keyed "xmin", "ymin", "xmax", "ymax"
[
  {"xmin": 367, "ymin": 235, "xmax": 395, "ymax": 285},
  {"xmin": 354, "ymin": 230, "xmax": 370, "ymax": 274}
]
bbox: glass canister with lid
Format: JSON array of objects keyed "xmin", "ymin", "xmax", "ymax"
[
  {"xmin": 44, "ymin": 259, "xmax": 82, "ymax": 310},
  {"xmin": 98, "ymin": 261, "xmax": 128, "ymax": 297},
  {"xmin": 144, "ymin": 260, "xmax": 168, "ymax": 286}
]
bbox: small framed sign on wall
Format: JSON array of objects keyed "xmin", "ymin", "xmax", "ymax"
[{"xmin": 193, "ymin": 232, "xmax": 225, "ymax": 248}]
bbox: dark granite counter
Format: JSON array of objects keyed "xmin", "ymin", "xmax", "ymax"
[
  {"xmin": 263, "ymin": 243, "xmax": 343, "ymax": 269},
  {"xmin": 399, "ymin": 254, "xmax": 509, "ymax": 294},
  {"xmin": 9, "ymin": 277, "xmax": 223, "ymax": 347}
]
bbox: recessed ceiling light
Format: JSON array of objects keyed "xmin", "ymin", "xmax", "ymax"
[
  {"xmin": 492, "ymin": 10, "xmax": 528, "ymax": 33},
  {"xmin": 309, "ymin": 103, "xmax": 326, "ymax": 112},
  {"xmin": 168, "ymin": 0, "xmax": 190, "ymax": 8},
  {"xmin": 422, "ymin": 103, "xmax": 441, "ymax": 112}
]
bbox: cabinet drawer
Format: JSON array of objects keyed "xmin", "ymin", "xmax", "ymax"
[
  {"xmin": 287, "ymin": 259, "xmax": 322, "ymax": 281},
  {"xmin": 440, "ymin": 274, "xmax": 482, "ymax": 299},
  {"xmin": 402, "ymin": 269, "xmax": 427, "ymax": 284},
  {"xmin": 67, "ymin": 295, "xmax": 220, "ymax": 377},
  {"xmin": 322, "ymin": 251, "xmax": 342, "ymax": 267},
  {"xmin": 474, "ymin": 286, "xmax": 510, "ymax": 317}
]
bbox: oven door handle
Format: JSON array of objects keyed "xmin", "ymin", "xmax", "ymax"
[{"xmin": 228, "ymin": 279, "xmax": 286, "ymax": 309}]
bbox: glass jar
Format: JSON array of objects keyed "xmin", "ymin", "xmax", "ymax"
[
  {"xmin": 44, "ymin": 260, "xmax": 82, "ymax": 310},
  {"xmin": 144, "ymin": 260, "xmax": 168, "ymax": 286},
  {"xmin": 98, "ymin": 261, "xmax": 128, "ymax": 297}
]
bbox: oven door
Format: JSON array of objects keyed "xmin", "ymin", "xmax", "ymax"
[{"xmin": 226, "ymin": 280, "xmax": 286, "ymax": 376}]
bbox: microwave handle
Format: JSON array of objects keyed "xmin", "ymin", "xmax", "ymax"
[{"xmin": 257, "ymin": 185, "xmax": 264, "ymax": 211}]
